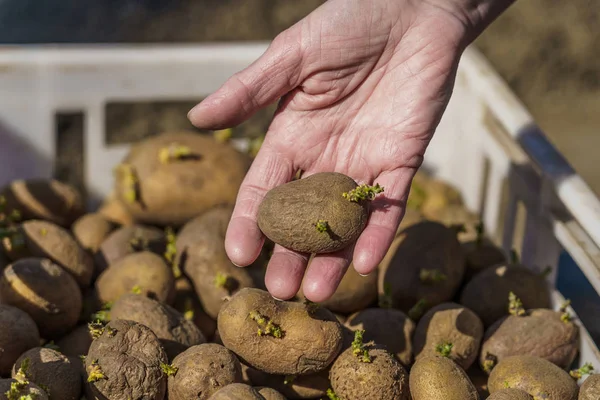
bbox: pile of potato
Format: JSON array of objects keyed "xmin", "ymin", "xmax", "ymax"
[{"xmin": 0, "ymin": 130, "xmax": 597, "ymax": 400}]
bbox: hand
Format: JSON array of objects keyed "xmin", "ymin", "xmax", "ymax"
[{"xmin": 188, "ymin": 0, "xmax": 509, "ymax": 302}]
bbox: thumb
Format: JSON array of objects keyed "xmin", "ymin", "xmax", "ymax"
[{"xmin": 188, "ymin": 29, "xmax": 304, "ymax": 129}]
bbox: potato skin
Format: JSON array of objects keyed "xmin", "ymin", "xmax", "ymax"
[
  {"xmin": 487, "ymin": 355, "xmax": 578, "ymax": 400},
  {"xmin": 85, "ymin": 319, "xmax": 168, "ymax": 400},
  {"xmin": 3, "ymin": 220, "xmax": 95, "ymax": 287},
  {"xmin": 72, "ymin": 213, "xmax": 116, "ymax": 253},
  {"xmin": 168, "ymin": 344, "xmax": 242, "ymax": 400},
  {"xmin": 579, "ymin": 374, "xmax": 600, "ymax": 400},
  {"xmin": 0, "ymin": 378, "xmax": 49, "ymax": 400},
  {"xmin": 256, "ymin": 387, "xmax": 287, "ymax": 400},
  {"xmin": 378, "ymin": 221, "xmax": 465, "ymax": 314},
  {"xmin": 0, "ymin": 305, "xmax": 40, "ymax": 376},
  {"xmin": 487, "ymin": 389, "xmax": 533, "ymax": 399},
  {"xmin": 460, "ymin": 264, "xmax": 551, "ymax": 327},
  {"xmin": 480, "ymin": 309, "xmax": 579, "ymax": 372},
  {"xmin": 329, "ymin": 345, "xmax": 410, "ymax": 400},
  {"xmin": 173, "ymin": 276, "xmax": 217, "ymax": 340},
  {"xmin": 244, "ymin": 366, "xmax": 330, "ymax": 399},
  {"xmin": 115, "ymin": 131, "xmax": 250, "ymax": 227},
  {"xmin": 0, "ymin": 258, "xmax": 82, "ymax": 338},
  {"xmin": 0, "ymin": 179, "xmax": 84, "ymax": 227},
  {"xmin": 176, "ymin": 206, "xmax": 266, "ymax": 319},
  {"xmin": 217, "ymin": 288, "xmax": 343, "ymax": 375},
  {"xmin": 56, "ymin": 324, "xmax": 93, "ymax": 358},
  {"xmin": 462, "ymin": 239, "xmax": 506, "ymax": 280},
  {"xmin": 12, "ymin": 347, "xmax": 81, "ymax": 400},
  {"xmin": 208, "ymin": 383, "xmax": 265, "ymax": 399},
  {"xmin": 344, "ymin": 308, "xmax": 415, "ymax": 367},
  {"xmin": 94, "ymin": 224, "xmax": 167, "ymax": 275},
  {"xmin": 110, "ymin": 293, "xmax": 206, "ymax": 361},
  {"xmin": 95, "ymin": 251, "xmax": 175, "ymax": 305},
  {"xmin": 98, "ymin": 194, "xmax": 134, "ymax": 226},
  {"xmin": 413, "ymin": 302, "xmax": 484, "ymax": 370},
  {"xmin": 409, "ymin": 355, "xmax": 479, "ymax": 400},
  {"xmin": 257, "ymin": 172, "xmax": 369, "ymax": 254}
]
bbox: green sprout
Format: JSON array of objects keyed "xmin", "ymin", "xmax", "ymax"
[
  {"xmin": 304, "ymin": 299, "xmax": 319, "ymax": 314},
  {"xmin": 419, "ymin": 269, "xmax": 447, "ymax": 285},
  {"xmin": 560, "ymin": 299, "xmax": 572, "ymax": 323},
  {"xmin": 351, "ymin": 330, "xmax": 371, "ymax": 363},
  {"xmin": 342, "ymin": 183, "xmax": 384, "ymax": 202},
  {"xmin": 88, "ymin": 321, "xmax": 105, "ymax": 339},
  {"xmin": 508, "ymin": 292, "xmax": 526, "ymax": 317},
  {"xmin": 408, "ymin": 299, "xmax": 428, "ymax": 321},
  {"xmin": 213, "ymin": 128, "xmax": 233, "ymax": 143},
  {"xmin": 164, "ymin": 227, "xmax": 181, "ymax": 278},
  {"xmin": 43, "ymin": 341, "xmax": 60, "ymax": 351},
  {"xmin": 326, "ymin": 388, "xmax": 340, "ymax": 400},
  {"xmin": 161, "ymin": 363, "xmax": 179, "ymax": 377},
  {"xmin": 105, "ymin": 326, "xmax": 117, "ymax": 337},
  {"xmin": 283, "ymin": 375, "xmax": 296, "ymax": 386},
  {"xmin": 315, "ymin": 220, "xmax": 329, "ymax": 233},
  {"xmin": 158, "ymin": 143, "xmax": 193, "ymax": 164},
  {"xmin": 79, "ymin": 355, "xmax": 87, "ymax": 362},
  {"xmin": 435, "ymin": 341, "xmax": 453, "ymax": 358},
  {"xmin": 214, "ymin": 272, "xmax": 234, "ymax": 293},
  {"xmin": 378, "ymin": 282, "xmax": 393, "ymax": 309},
  {"xmin": 114, "ymin": 164, "xmax": 140, "ymax": 204},
  {"xmin": 39, "ymin": 228, "xmax": 48, "ymax": 237},
  {"xmin": 90, "ymin": 301, "xmax": 113, "ymax": 323},
  {"xmin": 503, "ymin": 381, "xmax": 510, "ymax": 388},
  {"xmin": 87, "ymin": 360, "xmax": 107, "ymax": 383},
  {"xmin": 5, "ymin": 380, "xmax": 32, "ymax": 400},
  {"xmin": 482, "ymin": 352, "xmax": 498, "ymax": 373},
  {"xmin": 131, "ymin": 285, "xmax": 142, "ymax": 295},
  {"xmin": 183, "ymin": 297, "xmax": 195, "ymax": 321},
  {"xmin": 570, "ymin": 362, "xmax": 594, "ymax": 380},
  {"xmin": 249, "ymin": 310, "xmax": 284, "ymax": 338},
  {"xmin": 14, "ymin": 358, "xmax": 30, "ymax": 382}
]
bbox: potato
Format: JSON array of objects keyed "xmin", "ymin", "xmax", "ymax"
[
  {"xmin": 257, "ymin": 172, "xmax": 372, "ymax": 254},
  {"xmin": 72, "ymin": 213, "xmax": 116, "ymax": 253},
  {"xmin": 329, "ymin": 344, "xmax": 410, "ymax": 400},
  {"xmin": 85, "ymin": 319, "xmax": 167, "ymax": 400},
  {"xmin": 344, "ymin": 308, "xmax": 415, "ymax": 367},
  {"xmin": 409, "ymin": 355, "xmax": 479, "ymax": 400},
  {"xmin": 462, "ymin": 238, "xmax": 506, "ymax": 280},
  {"xmin": 297, "ymin": 264, "xmax": 378, "ymax": 315},
  {"xmin": 217, "ymin": 288, "xmax": 343, "ymax": 375},
  {"xmin": 0, "ymin": 378, "xmax": 48, "ymax": 400},
  {"xmin": 480, "ymin": 309, "xmax": 579, "ymax": 372},
  {"xmin": 487, "ymin": 389, "xmax": 534, "ymax": 399},
  {"xmin": 0, "ymin": 179, "xmax": 84, "ymax": 227},
  {"xmin": 114, "ymin": 131, "xmax": 250, "ymax": 227},
  {"xmin": 378, "ymin": 221, "xmax": 465, "ymax": 315},
  {"xmin": 460, "ymin": 264, "xmax": 551, "ymax": 327},
  {"xmin": 168, "ymin": 344, "xmax": 242, "ymax": 400},
  {"xmin": 173, "ymin": 276, "xmax": 217, "ymax": 340},
  {"xmin": 418, "ymin": 178, "xmax": 463, "ymax": 219},
  {"xmin": 176, "ymin": 206, "xmax": 266, "ymax": 319},
  {"xmin": 3, "ymin": 220, "xmax": 94, "ymax": 287},
  {"xmin": 55, "ymin": 324, "xmax": 93, "ymax": 358},
  {"xmin": 244, "ymin": 366, "xmax": 330, "ymax": 399},
  {"xmin": 95, "ymin": 251, "xmax": 176, "ymax": 305},
  {"xmin": 487, "ymin": 355, "xmax": 578, "ymax": 400},
  {"xmin": 413, "ymin": 302, "xmax": 484, "ymax": 370},
  {"xmin": 110, "ymin": 293, "xmax": 206, "ymax": 360},
  {"xmin": 0, "ymin": 305, "xmax": 40, "ymax": 376},
  {"xmin": 94, "ymin": 224, "xmax": 167, "ymax": 274},
  {"xmin": 12, "ymin": 347, "xmax": 81, "ymax": 400},
  {"xmin": 256, "ymin": 387, "xmax": 287, "ymax": 400},
  {"xmin": 208, "ymin": 383, "xmax": 265, "ymax": 399},
  {"xmin": 0, "ymin": 258, "xmax": 82, "ymax": 338},
  {"xmin": 98, "ymin": 193, "xmax": 134, "ymax": 226},
  {"xmin": 425, "ymin": 204, "xmax": 480, "ymax": 243},
  {"xmin": 579, "ymin": 374, "xmax": 600, "ymax": 400}
]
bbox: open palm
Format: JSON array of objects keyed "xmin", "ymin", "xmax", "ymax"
[{"xmin": 188, "ymin": 0, "xmax": 505, "ymax": 301}]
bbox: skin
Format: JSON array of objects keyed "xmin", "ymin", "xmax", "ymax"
[
  {"xmin": 0, "ymin": 378, "xmax": 49, "ymax": 400},
  {"xmin": 188, "ymin": 0, "xmax": 516, "ymax": 302},
  {"xmin": 85, "ymin": 320, "xmax": 168, "ymax": 400},
  {"xmin": 0, "ymin": 258, "xmax": 82, "ymax": 338},
  {"xmin": 409, "ymin": 355, "xmax": 479, "ymax": 400},
  {"xmin": 0, "ymin": 179, "xmax": 84, "ymax": 227},
  {"xmin": 207, "ymin": 383, "xmax": 265, "ymax": 400},
  {"xmin": 487, "ymin": 355, "xmax": 578, "ymax": 400},
  {"xmin": 0, "ymin": 305, "xmax": 40, "ymax": 376},
  {"xmin": 12, "ymin": 347, "xmax": 81, "ymax": 400},
  {"xmin": 168, "ymin": 344, "xmax": 242, "ymax": 400},
  {"xmin": 72, "ymin": 213, "xmax": 117, "ymax": 253},
  {"xmin": 110, "ymin": 293, "xmax": 206, "ymax": 361},
  {"xmin": 480, "ymin": 309, "xmax": 579, "ymax": 372},
  {"xmin": 413, "ymin": 302, "xmax": 484, "ymax": 370},
  {"xmin": 579, "ymin": 375, "xmax": 600, "ymax": 400}
]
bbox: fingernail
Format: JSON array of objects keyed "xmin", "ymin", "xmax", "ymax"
[
  {"xmin": 271, "ymin": 295, "xmax": 284, "ymax": 301},
  {"xmin": 358, "ymin": 272, "xmax": 370, "ymax": 277}
]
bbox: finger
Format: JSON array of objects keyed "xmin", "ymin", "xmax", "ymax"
[
  {"xmin": 352, "ymin": 168, "xmax": 416, "ymax": 275},
  {"xmin": 301, "ymin": 244, "xmax": 355, "ymax": 303},
  {"xmin": 188, "ymin": 29, "xmax": 304, "ymax": 130},
  {"xmin": 264, "ymin": 245, "xmax": 310, "ymax": 300},
  {"xmin": 225, "ymin": 143, "xmax": 294, "ymax": 267}
]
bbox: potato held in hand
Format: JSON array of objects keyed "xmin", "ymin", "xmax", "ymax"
[
  {"xmin": 258, "ymin": 172, "xmax": 382, "ymax": 254},
  {"xmin": 217, "ymin": 288, "xmax": 343, "ymax": 375}
]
